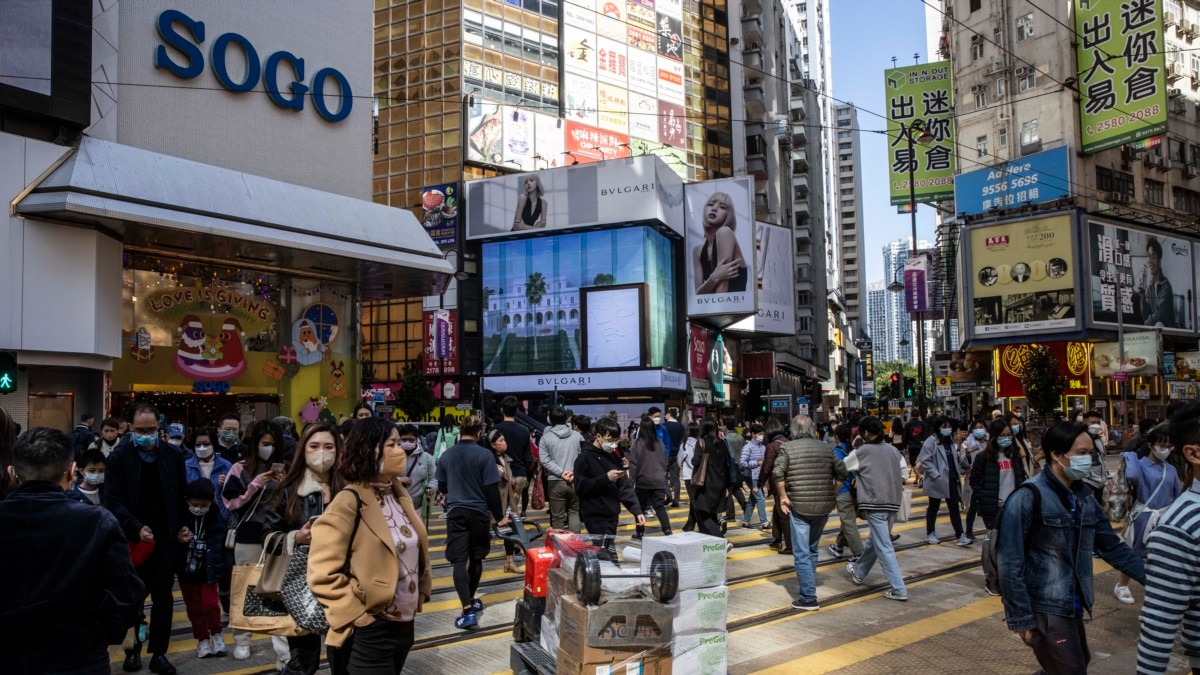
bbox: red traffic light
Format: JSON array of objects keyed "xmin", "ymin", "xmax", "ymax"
[{"xmin": 890, "ymin": 373, "xmax": 900, "ymax": 383}]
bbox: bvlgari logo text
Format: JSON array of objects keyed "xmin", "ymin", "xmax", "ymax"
[
  {"xmin": 536, "ymin": 375, "xmax": 591, "ymax": 386},
  {"xmin": 697, "ymin": 294, "xmax": 746, "ymax": 304},
  {"xmin": 600, "ymin": 182, "xmax": 656, "ymax": 196}
]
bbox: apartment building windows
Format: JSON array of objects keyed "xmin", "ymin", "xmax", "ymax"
[
  {"xmin": 996, "ymin": 78, "xmax": 1006, "ymax": 98},
  {"xmin": 1020, "ymin": 119, "xmax": 1039, "ymax": 149},
  {"xmin": 969, "ymin": 0, "xmax": 981, "ymax": 11},
  {"xmin": 841, "ymin": 199, "xmax": 854, "ymax": 207},
  {"xmin": 1097, "ymin": 166, "xmax": 1135, "ymax": 198},
  {"xmin": 841, "ymin": 211, "xmax": 855, "ymax": 219},
  {"xmin": 840, "ymin": 153, "xmax": 851, "ymax": 161},
  {"xmin": 1016, "ymin": 13, "xmax": 1034, "ymax": 41},
  {"xmin": 998, "ymin": 127, "xmax": 1007, "ymax": 148},
  {"xmin": 838, "ymin": 130, "xmax": 851, "ymax": 139},
  {"xmin": 1145, "ymin": 178, "xmax": 1165, "ymax": 207},
  {"xmin": 840, "ymin": 176, "xmax": 853, "ymax": 184},
  {"xmin": 975, "ymin": 88, "xmax": 987, "ymax": 109},
  {"xmin": 839, "ymin": 142, "xmax": 852, "ymax": 149},
  {"xmin": 1174, "ymin": 186, "xmax": 1200, "ymax": 215},
  {"xmin": 976, "ymin": 135, "xmax": 989, "ymax": 157},
  {"xmin": 1018, "ymin": 69, "xmax": 1036, "ymax": 92},
  {"xmin": 840, "ymin": 188, "xmax": 854, "ymax": 195},
  {"xmin": 970, "ymin": 34, "xmax": 984, "ymax": 61},
  {"xmin": 837, "ymin": 119, "xmax": 850, "ymax": 126}
]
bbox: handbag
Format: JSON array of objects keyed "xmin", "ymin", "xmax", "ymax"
[
  {"xmin": 256, "ymin": 532, "xmax": 290, "ymax": 600},
  {"xmin": 692, "ymin": 441, "xmax": 710, "ymax": 488},
  {"xmin": 281, "ymin": 490, "xmax": 364, "ymax": 635},
  {"xmin": 225, "ymin": 486, "xmax": 266, "ymax": 550},
  {"xmin": 530, "ymin": 467, "xmax": 546, "ymax": 510},
  {"xmin": 229, "ymin": 553, "xmax": 303, "ymax": 637},
  {"xmin": 897, "ymin": 488, "xmax": 913, "ymax": 523}
]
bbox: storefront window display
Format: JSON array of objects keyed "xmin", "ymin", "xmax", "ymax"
[
  {"xmin": 113, "ymin": 255, "xmax": 358, "ymax": 428},
  {"xmin": 481, "ymin": 226, "xmax": 677, "ymax": 374}
]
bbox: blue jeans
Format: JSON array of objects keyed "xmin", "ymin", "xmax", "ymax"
[
  {"xmin": 854, "ymin": 511, "xmax": 906, "ymax": 596},
  {"xmin": 743, "ymin": 484, "xmax": 768, "ymax": 525},
  {"xmin": 789, "ymin": 511, "xmax": 829, "ymax": 604}
]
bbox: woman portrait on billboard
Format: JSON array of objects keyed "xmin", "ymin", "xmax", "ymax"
[
  {"xmin": 511, "ymin": 174, "xmax": 548, "ymax": 231},
  {"xmin": 692, "ymin": 191, "xmax": 748, "ymax": 294}
]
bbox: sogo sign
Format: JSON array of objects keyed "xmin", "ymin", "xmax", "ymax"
[{"xmin": 154, "ymin": 9, "xmax": 353, "ymax": 122}]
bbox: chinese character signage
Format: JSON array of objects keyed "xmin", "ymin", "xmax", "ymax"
[
  {"xmin": 421, "ymin": 184, "xmax": 458, "ymax": 247},
  {"xmin": 423, "ymin": 310, "xmax": 458, "ymax": 376},
  {"xmin": 997, "ymin": 342, "xmax": 1090, "ymax": 397},
  {"xmin": 953, "ymin": 146, "xmax": 1072, "ymax": 215},
  {"xmin": 884, "ymin": 62, "xmax": 955, "ymax": 205},
  {"xmin": 1092, "ymin": 331, "xmax": 1160, "ymax": 377},
  {"xmin": 965, "ymin": 213, "xmax": 1079, "ymax": 338},
  {"xmin": 1085, "ymin": 219, "xmax": 1195, "ymax": 333},
  {"xmin": 1076, "ymin": 0, "xmax": 1167, "ymax": 154},
  {"xmin": 689, "ymin": 323, "xmax": 709, "ymax": 380},
  {"xmin": 903, "ymin": 254, "xmax": 929, "ymax": 313}
]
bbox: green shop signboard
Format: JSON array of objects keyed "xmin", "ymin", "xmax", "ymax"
[
  {"xmin": 884, "ymin": 62, "xmax": 955, "ymax": 205},
  {"xmin": 1076, "ymin": 0, "xmax": 1167, "ymax": 154}
]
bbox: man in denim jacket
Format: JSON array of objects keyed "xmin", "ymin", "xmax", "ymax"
[{"xmin": 998, "ymin": 421, "xmax": 1145, "ymax": 674}]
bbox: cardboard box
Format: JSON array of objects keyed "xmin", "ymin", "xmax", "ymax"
[
  {"xmin": 669, "ymin": 585, "xmax": 728, "ymax": 635},
  {"xmin": 640, "ymin": 532, "xmax": 727, "ymax": 590},
  {"xmin": 671, "ymin": 632, "xmax": 727, "ymax": 675},
  {"xmin": 558, "ymin": 593, "xmax": 671, "ymax": 664},
  {"xmin": 556, "ymin": 645, "xmax": 672, "ymax": 675},
  {"xmin": 547, "ymin": 566, "xmax": 574, "ymax": 621}
]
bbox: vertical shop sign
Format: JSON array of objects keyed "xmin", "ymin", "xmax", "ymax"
[{"xmin": 884, "ymin": 62, "xmax": 955, "ymax": 204}]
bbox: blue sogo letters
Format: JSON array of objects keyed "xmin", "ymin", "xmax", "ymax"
[{"xmin": 154, "ymin": 9, "xmax": 353, "ymax": 122}]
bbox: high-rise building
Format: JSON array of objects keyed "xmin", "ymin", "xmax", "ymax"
[
  {"xmin": 881, "ymin": 237, "xmax": 933, "ymax": 367},
  {"xmin": 866, "ymin": 281, "xmax": 888, "ymax": 358},
  {"xmin": 833, "ymin": 103, "xmax": 864, "ymax": 324}
]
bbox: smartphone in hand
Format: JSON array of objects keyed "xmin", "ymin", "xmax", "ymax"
[{"xmin": 271, "ymin": 463, "xmax": 286, "ymax": 474}]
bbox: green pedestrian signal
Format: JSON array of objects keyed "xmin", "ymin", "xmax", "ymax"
[
  {"xmin": 0, "ymin": 352, "xmax": 16, "ymax": 394},
  {"xmin": 903, "ymin": 377, "xmax": 915, "ymax": 399}
]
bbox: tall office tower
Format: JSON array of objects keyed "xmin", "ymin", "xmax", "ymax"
[
  {"xmin": 833, "ymin": 103, "xmax": 864, "ymax": 325},
  {"xmin": 867, "ymin": 281, "xmax": 889, "ymax": 360}
]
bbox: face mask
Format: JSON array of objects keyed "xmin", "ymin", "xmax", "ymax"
[
  {"xmin": 188, "ymin": 505, "xmax": 210, "ymax": 516},
  {"xmin": 258, "ymin": 445, "xmax": 274, "ymax": 461},
  {"xmin": 168, "ymin": 438, "xmax": 183, "ymax": 447},
  {"xmin": 997, "ymin": 436, "xmax": 1013, "ymax": 449},
  {"xmin": 134, "ymin": 433, "xmax": 157, "ymax": 448},
  {"xmin": 194, "ymin": 444, "xmax": 214, "ymax": 459},
  {"xmin": 1075, "ymin": 416, "xmax": 1084, "ymax": 423},
  {"xmin": 306, "ymin": 450, "xmax": 336, "ymax": 474},
  {"xmin": 1087, "ymin": 424, "xmax": 1102, "ymax": 436},
  {"xmin": 1058, "ymin": 454, "xmax": 1092, "ymax": 481},
  {"xmin": 754, "ymin": 435, "xmax": 764, "ymax": 442},
  {"xmin": 400, "ymin": 440, "xmax": 418, "ymax": 454},
  {"xmin": 972, "ymin": 429, "xmax": 987, "ymax": 439},
  {"xmin": 83, "ymin": 472, "xmax": 105, "ymax": 486},
  {"xmin": 1153, "ymin": 446, "xmax": 1172, "ymax": 461},
  {"xmin": 1011, "ymin": 424, "xmax": 1021, "ymax": 435},
  {"xmin": 221, "ymin": 430, "xmax": 238, "ymax": 444},
  {"xmin": 602, "ymin": 440, "xmax": 619, "ymax": 451},
  {"xmin": 652, "ymin": 417, "xmax": 662, "ymax": 425},
  {"xmin": 940, "ymin": 428, "xmax": 952, "ymax": 437}
]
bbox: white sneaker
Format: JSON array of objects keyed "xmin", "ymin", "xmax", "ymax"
[
  {"xmin": 211, "ymin": 634, "xmax": 227, "ymax": 656},
  {"xmin": 925, "ymin": 533, "xmax": 940, "ymax": 545},
  {"xmin": 1114, "ymin": 584, "xmax": 1136, "ymax": 605},
  {"xmin": 233, "ymin": 645, "xmax": 251, "ymax": 660},
  {"xmin": 197, "ymin": 639, "xmax": 213, "ymax": 659},
  {"xmin": 955, "ymin": 534, "xmax": 973, "ymax": 547}
]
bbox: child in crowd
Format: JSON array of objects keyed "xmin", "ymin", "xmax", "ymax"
[
  {"xmin": 66, "ymin": 449, "xmax": 106, "ymax": 505},
  {"xmin": 177, "ymin": 479, "xmax": 227, "ymax": 658}
]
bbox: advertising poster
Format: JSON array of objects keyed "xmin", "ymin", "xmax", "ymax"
[
  {"xmin": 629, "ymin": 92, "xmax": 659, "ymax": 140},
  {"xmin": 685, "ymin": 177, "xmax": 756, "ymax": 317},
  {"xmin": 466, "ymin": 102, "xmax": 504, "ymax": 164},
  {"xmin": 628, "ymin": 48, "xmax": 659, "ymax": 95},
  {"xmin": 1087, "ymin": 219, "xmax": 1194, "ymax": 332},
  {"xmin": 565, "ymin": 74, "xmax": 598, "ymax": 126},
  {"xmin": 728, "ymin": 221, "xmax": 796, "ymax": 335},
  {"xmin": 953, "ymin": 146, "xmax": 1072, "ymax": 216},
  {"xmin": 597, "ymin": 0, "xmax": 626, "ymax": 40},
  {"xmin": 903, "ymin": 254, "xmax": 928, "ymax": 313},
  {"xmin": 465, "ymin": 154, "xmax": 684, "ymax": 240},
  {"xmin": 656, "ymin": 14, "xmax": 683, "ymax": 60},
  {"xmin": 689, "ymin": 323, "xmax": 709, "ymax": 379},
  {"xmin": 1092, "ymin": 331, "xmax": 1160, "ymax": 377},
  {"xmin": 564, "ymin": 26, "xmax": 597, "ymax": 76},
  {"xmin": 534, "ymin": 113, "xmax": 566, "ymax": 168},
  {"xmin": 884, "ymin": 62, "xmax": 955, "ymax": 204},
  {"xmin": 932, "ymin": 350, "xmax": 993, "ymax": 394},
  {"xmin": 501, "ymin": 107, "xmax": 536, "ymax": 170},
  {"xmin": 628, "ymin": 25, "xmax": 657, "ymax": 52},
  {"xmin": 1075, "ymin": 0, "xmax": 1167, "ymax": 154},
  {"xmin": 565, "ymin": 121, "xmax": 629, "ymax": 162},
  {"xmin": 422, "ymin": 310, "xmax": 458, "ymax": 376},
  {"xmin": 967, "ymin": 214, "xmax": 1078, "ymax": 337},
  {"xmin": 597, "ymin": 83, "xmax": 630, "ymax": 134},
  {"xmin": 563, "ymin": 0, "xmax": 595, "ymax": 31},
  {"xmin": 628, "ymin": 0, "xmax": 656, "ymax": 29},
  {"xmin": 656, "ymin": 57, "xmax": 684, "ymax": 102},
  {"xmin": 1172, "ymin": 351, "xmax": 1200, "ymax": 381},
  {"xmin": 658, "ymin": 100, "xmax": 685, "ymax": 147},
  {"xmin": 597, "ymin": 36, "xmax": 628, "ymax": 85},
  {"xmin": 996, "ymin": 342, "xmax": 1090, "ymax": 397},
  {"xmin": 420, "ymin": 184, "xmax": 458, "ymax": 247},
  {"xmin": 583, "ymin": 285, "xmax": 646, "ymax": 369}
]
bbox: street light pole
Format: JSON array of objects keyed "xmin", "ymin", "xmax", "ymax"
[{"xmin": 906, "ymin": 121, "xmax": 927, "ymax": 419}]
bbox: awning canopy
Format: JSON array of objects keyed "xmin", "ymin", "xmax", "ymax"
[{"xmin": 14, "ymin": 137, "xmax": 453, "ymax": 299}]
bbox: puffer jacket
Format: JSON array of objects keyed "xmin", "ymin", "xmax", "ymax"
[
  {"xmin": 771, "ymin": 437, "xmax": 847, "ymax": 517},
  {"xmin": 740, "ymin": 439, "xmax": 767, "ymax": 482},
  {"xmin": 968, "ymin": 448, "xmax": 1029, "ymax": 523}
]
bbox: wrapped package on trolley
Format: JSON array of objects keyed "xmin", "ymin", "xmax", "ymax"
[
  {"xmin": 639, "ymin": 532, "xmax": 727, "ymax": 590},
  {"xmin": 669, "ymin": 585, "xmax": 729, "ymax": 636},
  {"xmin": 670, "ymin": 631, "xmax": 728, "ymax": 675}
]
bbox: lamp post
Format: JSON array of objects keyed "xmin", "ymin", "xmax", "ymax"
[
  {"xmin": 890, "ymin": 119, "xmax": 934, "ymax": 418},
  {"xmin": 437, "ymin": 250, "xmax": 470, "ymax": 421}
]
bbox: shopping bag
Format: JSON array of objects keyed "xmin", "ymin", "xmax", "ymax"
[
  {"xmin": 281, "ymin": 545, "xmax": 327, "ymax": 634},
  {"xmin": 897, "ymin": 488, "xmax": 913, "ymax": 523},
  {"xmin": 256, "ymin": 532, "xmax": 290, "ymax": 600},
  {"xmin": 229, "ymin": 561, "xmax": 304, "ymax": 636},
  {"xmin": 530, "ymin": 469, "xmax": 546, "ymax": 510}
]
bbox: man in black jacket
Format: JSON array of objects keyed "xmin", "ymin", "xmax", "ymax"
[
  {"xmin": 104, "ymin": 403, "xmax": 188, "ymax": 675},
  {"xmin": 664, "ymin": 407, "xmax": 685, "ymax": 507},
  {"xmin": 1, "ymin": 427, "xmax": 144, "ymax": 675},
  {"xmin": 574, "ymin": 416, "xmax": 645, "ymax": 557},
  {"xmin": 494, "ymin": 396, "xmax": 534, "ymax": 516},
  {"xmin": 69, "ymin": 412, "xmax": 96, "ymax": 462}
]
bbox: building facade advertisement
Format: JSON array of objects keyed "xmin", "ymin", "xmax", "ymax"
[
  {"xmin": 656, "ymin": 57, "xmax": 685, "ymax": 102},
  {"xmin": 742, "ymin": 221, "xmax": 796, "ymax": 334},
  {"xmin": 953, "ymin": 146, "xmax": 1072, "ymax": 215},
  {"xmin": 597, "ymin": 83, "xmax": 630, "ymax": 133},
  {"xmin": 1075, "ymin": 0, "xmax": 1167, "ymax": 154},
  {"xmin": 420, "ymin": 184, "xmax": 459, "ymax": 246},
  {"xmin": 465, "ymin": 155, "xmax": 684, "ymax": 240},
  {"xmin": 903, "ymin": 254, "xmax": 928, "ymax": 313},
  {"xmin": 1086, "ymin": 219, "xmax": 1195, "ymax": 333},
  {"xmin": 658, "ymin": 100, "xmax": 686, "ymax": 147},
  {"xmin": 1170, "ymin": 351, "xmax": 1200, "ymax": 381},
  {"xmin": 884, "ymin": 62, "xmax": 955, "ymax": 204},
  {"xmin": 689, "ymin": 323, "xmax": 709, "ymax": 379},
  {"xmin": 966, "ymin": 214, "xmax": 1079, "ymax": 338},
  {"xmin": 741, "ymin": 352, "xmax": 774, "ymax": 379},
  {"xmin": 932, "ymin": 350, "xmax": 994, "ymax": 394},
  {"xmin": 583, "ymin": 285, "xmax": 646, "ymax": 369},
  {"xmin": 563, "ymin": 0, "xmax": 596, "ymax": 31},
  {"xmin": 483, "ymin": 368, "xmax": 687, "ymax": 393},
  {"xmin": 629, "ymin": 92, "xmax": 659, "ymax": 139},
  {"xmin": 564, "ymin": 25, "xmax": 597, "ymax": 76},
  {"xmin": 597, "ymin": 36, "xmax": 628, "ymax": 85},
  {"xmin": 565, "ymin": 74, "xmax": 600, "ymax": 126},
  {"xmin": 996, "ymin": 342, "xmax": 1090, "ymax": 397},
  {"xmin": 423, "ymin": 310, "xmax": 458, "ymax": 376},
  {"xmin": 1092, "ymin": 331, "xmax": 1161, "ymax": 377},
  {"xmin": 684, "ymin": 177, "xmax": 756, "ymax": 317}
]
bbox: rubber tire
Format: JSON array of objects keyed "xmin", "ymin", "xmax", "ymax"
[
  {"xmin": 574, "ymin": 551, "xmax": 603, "ymax": 606},
  {"xmin": 649, "ymin": 551, "xmax": 679, "ymax": 603}
]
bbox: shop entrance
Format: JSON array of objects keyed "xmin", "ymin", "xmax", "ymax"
[{"xmin": 110, "ymin": 393, "xmax": 280, "ymax": 431}]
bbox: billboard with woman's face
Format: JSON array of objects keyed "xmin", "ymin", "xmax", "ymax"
[{"xmin": 684, "ymin": 177, "xmax": 755, "ymax": 318}]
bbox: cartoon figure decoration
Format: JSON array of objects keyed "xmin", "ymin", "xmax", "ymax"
[
  {"xmin": 317, "ymin": 397, "xmax": 338, "ymax": 425},
  {"xmin": 300, "ymin": 397, "xmax": 322, "ymax": 424},
  {"xmin": 291, "ymin": 303, "xmax": 339, "ymax": 366},
  {"xmin": 127, "ymin": 327, "xmax": 156, "ymax": 364},
  {"xmin": 173, "ymin": 315, "xmax": 248, "ymax": 381},
  {"xmin": 328, "ymin": 360, "xmax": 347, "ymax": 398}
]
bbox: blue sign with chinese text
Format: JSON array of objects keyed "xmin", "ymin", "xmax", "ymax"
[{"xmin": 953, "ymin": 146, "xmax": 1071, "ymax": 216}]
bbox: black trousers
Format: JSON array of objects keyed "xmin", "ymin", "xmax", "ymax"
[
  {"xmin": 667, "ymin": 462, "xmax": 681, "ymax": 504},
  {"xmin": 283, "ymin": 633, "xmax": 322, "ymax": 675},
  {"xmin": 328, "ymin": 619, "xmax": 415, "ymax": 675},
  {"xmin": 134, "ymin": 541, "xmax": 177, "ymax": 655},
  {"xmin": 926, "ymin": 497, "xmax": 963, "ymax": 538},
  {"xmin": 634, "ymin": 487, "xmax": 672, "ymax": 536},
  {"xmin": 1028, "ymin": 612, "xmax": 1089, "ymax": 675},
  {"xmin": 693, "ymin": 509, "xmax": 723, "ymax": 537}
]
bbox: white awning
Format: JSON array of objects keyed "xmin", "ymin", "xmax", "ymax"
[{"xmin": 14, "ymin": 137, "xmax": 453, "ymax": 299}]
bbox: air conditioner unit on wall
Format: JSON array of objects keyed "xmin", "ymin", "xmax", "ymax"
[
  {"xmin": 1146, "ymin": 153, "xmax": 1162, "ymax": 167},
  {"xmin": 1108, "ymin": 191, "xmax": 1130, "ymax": 204},
  {"xmin": 1185, "ymin": 163, "xmax": 1198, "ymax": 178},
  {"xmin": 1173, "ymin": 97, "xmax": 1188, "ymax": 114},
  {"xmin": 1166, "ymin": 11, "xmax": 1178, "ymax": 26}
]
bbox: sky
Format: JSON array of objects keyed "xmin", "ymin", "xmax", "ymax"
[{"xmin": 829, "ymin": 0, "xmax": 939, "ymax": 287}]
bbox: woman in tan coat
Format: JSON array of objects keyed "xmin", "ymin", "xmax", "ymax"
[
  {"xmin": 308, "ymin": 417, "xmax": 432, "ymax": 674},
  {"xmin": 484, "ymin": 428, "xmax": 523, "ymax": 574}
]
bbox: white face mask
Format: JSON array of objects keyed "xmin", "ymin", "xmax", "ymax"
[
  {"xmin": 167, "ymin": 438, "xmax": 183, "ymax": 447},
  {"xmin": 188, "ymin": 504, "xmax": 210, "ymax": 516},
  {"xmin": 194, "ymin": 444, "xmax": 214, "ymax": 459},
  {"xmin": 306, "ymin": 450, "xmax": 336, "ymax": 474},
  {"xmin": 1088, "ymin": 424, "xmax": 1102, "ymax": 436},
  {"xmin": 601, "ymin": 440, "xmax": 618, "ymax": 451},
  {"xmin": 652, "ymin": 417, "xmax": 662, "ymax": 425},
  {"xmin": 1153, "ymin": 446, "xmax": 1172, "ymax": 461},
  {"xmin": 258, "ymin": 445, "xmax": 274, "ymax": 461}
]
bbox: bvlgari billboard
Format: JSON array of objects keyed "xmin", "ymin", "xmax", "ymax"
[
  {"xmin": 465, "ymin": 155, "xmax": 685, "ymax": 240},
  {"xmin": 727, "ymin": 221, "xmax": 796, "ymax": 335},
  {"xmin": 684, "ymin": 177, "xmax": 756, "ymax": 319}
]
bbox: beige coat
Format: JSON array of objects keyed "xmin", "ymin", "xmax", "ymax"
[{"xmin": 307, "ymin": 481, "xmax": 432, "ymax": 648}]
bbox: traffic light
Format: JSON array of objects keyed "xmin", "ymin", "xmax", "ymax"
[
  {"xmin": 0, "ymin": 352, "xmax": 16, "ymax": 394},
  {"xmin": 903, "ymin": 377, "xmax": 916, "ymax": 399},
  {"xmin": 889, "ymin": 372, "xmax": 901, "ymax": 400}
]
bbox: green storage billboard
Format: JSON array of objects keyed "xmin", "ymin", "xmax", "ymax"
[
  {"xmin": 885, "ymin": 62, "xmax": 955, "ymax": 205},
  {"xmin": 1076, "ymin": 0, "xmax": 1167, "ymax": 154}
]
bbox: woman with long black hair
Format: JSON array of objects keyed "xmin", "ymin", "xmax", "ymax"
[
  {"xmin": 969, "ymin": 418, "xmax": 1029, "ymax": 596},
  {"xmin": 690, "ymin": 419, "xmax": 729, "ymax": 538},
  {"xmin": 627, "ymin": 414, "xmax": 672, "ymax": 539}
]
